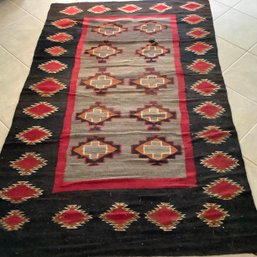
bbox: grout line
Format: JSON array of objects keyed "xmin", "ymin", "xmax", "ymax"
[
  {"xmin": 243, "ymin": 155, "xmax": 257, "ymax": 167},
  {"xmin": 240, "ymin": 122, "xmax": 257, "ymax": 142},
  {"xmin": 0, "ymin": 120, "xmax": 9, "ymax": 130},
  {"xmin": 222, "ymin": 50, "xmax": 248, "ymax": 73}
]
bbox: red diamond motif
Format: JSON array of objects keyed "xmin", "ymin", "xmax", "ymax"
[
  {"xmin": 47, "ymin": 32, "xmax": 73, "ymax": 43},
  {"xmin": 188, "ymin": 59, "xmax": 215, "ymax": 74},
  {"xmin": 196, "ymin": 126, "xmax": 230, "ymax": 144},
  {"xmin": 194, "ymin": 101, "xmax": 225, "ymax": 119},
  {"xmin": 100, "ymin": 203, "xmax": 139, "ymax": 231},
  {"xmin": 201, "ymin": 151, "xmax": 239, "ymax": 173},
  {"xmin": 0, "ymin": 210, "xmax": 29, "ymax": 231},
  {"xmin": 204, "ymin": 178, "xmax": 244, "ymax": 200},
  {"xmin": 191, "ymin": 79, "xmax": 220, "ymax": 96},
  {"xmin": 180, "ymin": 2, "xmax": 204, "ymax": 11},
  {"xmin": 186, "ymin": 42, "xmax": 213, "ymax": 55},
  {"xmin": 38, "ymin": 60, "xmax": 67, "ymax": 74},
  {"xmin": 53, "ymin": 205, "xmax": 92, "ymax": 229},
  {"xmin": 30, "ymin": 78, "xmax": 66, "ymax": 97},
  {"xmin": 23, "ymin": 102, "xmax": 58, "ymax": 119},
  {"xmin": 88, "ymin": 5, "xmax": 110, "ymax": 14},
  {"xmin": 10, "ymin": 152, "xmax": 47, "ymax": 176},
  {"xmin": 197, "ymin": 203, "xmax": 229, "ymax": 227},
  {"xmin": 52, "ymin": 18, "xmax": 76, "ymax": 29},
  {"xmin": 146, "ymin": 203, "xmax": 185, "ymax": 231},
  {"xmin": 150, "ymin": 3, "xmax": 172, "ymax": 12},
  {"xmin": 45, "ymin": 46, "xmax": 66, "ymax": 56},
  {"xmin": 60, "ymin": 6, "xmax": 83, "ymax": 16},
  {"xmin": 118, "ymin": 4, "xmax": 142, "ymax": 13},
  {"xmin": 182, "ymin": 14, "xmax": 206, "ymax": 24},
  {"xmin": 187, "ymin": 28, "xmax": 210, "ymax": 39},
  {"xmin": 0, "ymin": 181, "xmax": 43, "ymax": 204},
  {"xmin": 16, "ymin": 126, "xmax": 52, "ymax": 145}
]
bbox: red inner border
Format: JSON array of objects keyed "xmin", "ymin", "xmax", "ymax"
[{"xmin": 53, "ymin": 15, "xmax": 197, "ymax": 192}]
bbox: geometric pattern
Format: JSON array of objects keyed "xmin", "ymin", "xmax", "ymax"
[
  {"xmin": 81, "ymin": 68, "xmax": 123, "ymax": 95},
  {"xmin": 92, "ymin": 22, "xmax": 127, "ymax": 37},
  {"xmin": 10, "ymin": 152, "xmax": 47, "ymax": 176},
  {"xmin": 0, "ymin": 210, "xmax": 29, "ymax": 231},
  {"xmin": 187, "ymin": 59, "xmax": 215, "ymax": 74},
  {"xmin": 60, "ymin": 6, "xmax": 83, "ymax": 16},
  {"xmin": 72, "ymin": 137, "xmax": 121, "ymax": 165},
  {"xmin": 118, "ymin": 4, "xmax": 142, "ymax": 13},
  {"xmin": 194, "ymin": 101, "xmax": 225, "ymax": 119},
  {"xmin": 197, "ymin": 203, "xmax": 229, "ymax": 228},
  {"xmin": 45, "ymin": 46, "xmax": 67, "ymax": 57},
  {"xmin": 23, "ymin": 102, "xmax": 58, "ymax": 119},
  {"xmin": 196, "ymin": 126, "xmax": 231, "ymax": 144},
  {"xmin": 16, "ymin": 126, "xmax": 52, "ymax": 145},
  {"xmin": 52, "ymin": 205, "xmax": 92, "ymax": 229},
  {"xmin": 201, "ymin": 151, "xmax": 239, "ymax": 173},
  {"xmin": 100, "ymin": 202, "xmax": 139, "ymax": 231},
  {"xmin": 191, "ymin": 79, "xmax": 220, "ymax": 96},
  {"xmin": 187, "ymin": 28, "xmax": 210, "ymax": 39},
  {"xmin": 203, "ymin": 178, "xmax": 244, "ymax": 200},
  {"xmin": 180, "ymin": 2, "xmax": 204, "ymax": 11},
  {"xmin": 38, "ymin": 60, "xmax": 67, "ymax": 74},
  {"xmin": 131, "ymin": 68, "xmax": 173, "ymax": 94},
  {"xmin": 29, "ymin": 77, "xmax": 66, "ymax": 97},
  {"xmin": 47, "ymin": 32, "xmax": 73, "ymax": 43},
  {"xmin": 182, "ymin": 14, "xmax": 206, "ymax": 25},
  {"xmin": 145, "ymin": 203, "xmax": 185, "ymax": 231},
  {"xmin": 76, "ymin": 102, "xmax": 120, "ymax": 130},
  {"xmin": 0, "ymin": 181, "xmax": 43, "ymax": 204},
  {"xmin": 134, "ymin": 21, "xmax": 167, "ymax": 35},
  {"xmin": 87, "ymin": 5, "xmax": 111, "ymax": 14},
  {"xmin": 186, "ymin": 42, "xmax": 213, "ymax": 55},
  {"xmin": 150, "ymin": 3, "xmax": 172, "ymax": 13},
  {"xmin": 52, "ymin": 18, "xmax": 77, "ymax": 29},
  {"xmin": 132, "ymin": 136, "xmax": 181, "ymax": 165},
  {"xmin": 130, "ymin": 101, "xmax": 176, "ymax": 130}
]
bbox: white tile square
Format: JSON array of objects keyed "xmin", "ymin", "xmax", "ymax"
[
  {"xmin": 234, "ymin": 0, "xmax": 257, "ymax": 19},
  {"xmin": 209, "ymin": 0, "xmax": 231, "ymax": 20}
]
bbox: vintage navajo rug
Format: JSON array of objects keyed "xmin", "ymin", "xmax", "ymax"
[{"xmin": 0, "ymin": 1, "xmax": 257, "ymax": 256}]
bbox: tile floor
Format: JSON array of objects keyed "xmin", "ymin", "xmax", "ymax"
[{"xmin": 0, "ymin": 1, "xmax": 256, "ymax": 251}]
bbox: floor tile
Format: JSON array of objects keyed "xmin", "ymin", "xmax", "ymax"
[
  {"xmin": 0, "ymin": 46, "xmax": 29, "ymax": 128},
  {"xmin": 226, "ymin": 88, "xmax": 257, "ymax": 139},
  {"xmin": 214, "ymin": 9, "xmax": 257, "ymax": 50},
  {"xmin": 209, "ymin": 0, "xmax": 231, "ymax": 20},
  {"xmin": 0, "ymin": 122, "xmax": 9, "ymax": 153},
  {"xmin": 234, "ymin": 0, "xmax": 257, "ymax": 19},
  {"xmin": 0, "ymin": 15, "xmax": 43, "ymax": 67},
  {"xmin": 224, "ymin": 53, "xmax": 257, "ymax": 103},
  {"xmin": 249, "ymin": 43, "xmax": 257, "ymax": 56},
  {"xmin": 216, "ymin": 37, "xmax": 245, "ymax": 71},
  {"xmin": 215, "ymin": 0, "xmax": 241, "ymax": 7}
]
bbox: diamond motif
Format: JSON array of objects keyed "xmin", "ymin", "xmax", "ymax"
[
  {"xmin": 81, "ymin": 68, "xmax": 123, "ymax": 95},
  {"xmin": 100, "ymin": 203, "xmax": 139, "ymax": 231},
  {"xmin": 87, "ymin": 5, "xmax": 110, "ymax": 14},
  {"xmin": 23, "ymin": 102, "xmax": 58, "ymax": 119},
  {"xmin": 150, "ymin": 3, "xmax": 172, "ymax": 13},
  {"xmin": 45, "ymin": 46, "xmax": 67, "ymax": 56},
  {"xmin": 194, "ymin": 101, "xmax": 225, "ymax": 119},
  {"xmin": 47, "ymin": 32, "xmax": 73, "ymax": 43},
  {"xmin": 76, "ymin": 102, "xmax": 120, "ymax": 130},
  {"xmin": 60, "ymin": 6, "xmax": 83, "ymax": 16},
  {"xmin": 187, "ymin": 28, "xmax": 210, "ymax": 39},
  {"xmin": 132, "ymin": 136, "xmax": 181, "ymax": 165},
  {"xmin": 10, "ymin": 152, "xmax": 47, "ymax": 176},
  {"xmin": 52, "ymin": 18, "xmax": 76, "ymax": 29},
  {"xmin": 53, "ymin": 205, "xmax": 92, "ymax": 229},
  {"xmin": 204, "ymin": 178, "xmax": 244, "ymax": 200},
  {"xmin": 191, "ymin": 79, "xmax": 220, "ymax": 96},
  {"xmin": 136, "ymin": 40, "xmax": 170, "ymax": 62},
  {"xmin": 38, "ymin": 60, "xmax": 67, "ymax": 74},
  {"xmin": 16, "ymin": 126, "xmax": 52, "ymax": 145},
  {"xmin": 201, "ymin": 151, "xmax": 239, "ymax": 173},
  {"xmin": 182, "ymin": 14, "xmax": 206, "ymax": 24},
  {"xmin": 197, "ymin": 203, "xmax": 229, "ymax": 227},
  {"xmin": 146, "ymin": 203, "xmax": 185, "ymax": 231},
  {"xmin": 72, "ymin": 137, "xmax": 121, "ymax": 165},
  {"xmin": 130, "ymin": 101, "xmax": 176, "ymax": 130},
  {"xmin": 134, "ymin": 21, "xmax": 167, "ymax": 35},
  {"xmin": 180, "ymin": 2, "xmax": 204, "ymax": 11},
  {"xmin": 93, "ymin": 22, "xmax": 127, "ymax": 37},
  {"xmin": 118, "ymin": 4, "xmax": 142, "ymax": 13},
  {"xmin": 30, "ymin": 78, "xmax": 66, "ymax": 97},
  {"xmin": 85, "ymin": 41, "xmax": 122, "ymax": 63},
  {"xmin": 188, "ymin": 59, "xmax": 215, "ymax": 74},
  {"xmin": 186, "ymin": 42, "xmax": 213, "ymax": 55},
  {"xmin": 196, "ymin": 126, "xmax": 230, "ymax": 144},
  {"xmin": 0, "ymin": 210, "xmax": 29, "ymax": 231},
  {"xmin": 0, "ymin": 181, "xmax": 43, "ymax": 204},
  {"xmin": 132, "ymin": 68, "xmax": 173, "ymax": 94}
]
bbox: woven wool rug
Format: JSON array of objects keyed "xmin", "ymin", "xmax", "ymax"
[{"xmin": 0, "ymin": 1, "xmax": 257, "ymax": 256}]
